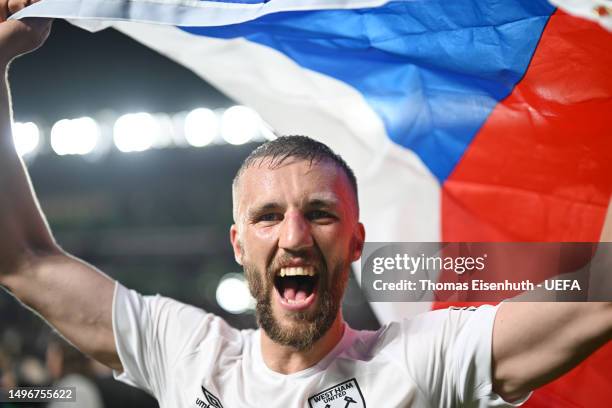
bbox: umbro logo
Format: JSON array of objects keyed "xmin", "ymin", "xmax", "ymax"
[{"xmin": 195, "ymin": 386, "xmax": 224, "ymax": 408}]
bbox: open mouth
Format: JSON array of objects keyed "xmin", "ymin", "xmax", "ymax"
[{"xmin": 274, "ymin": 266, "xmax": 319, "ymax": 306}]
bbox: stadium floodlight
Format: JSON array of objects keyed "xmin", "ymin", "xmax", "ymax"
[
  {"xmin": 113, "ymin": 112, "xmax": 160, "ymax": 153},
  {"xmin": 152, "ymin": 113, "xmax": 175, "ymax": 148},
  {"xmin": 221, "ymin": 105, "xmax": 261, "ymax": 145},
  {"xmin": 12, "ymin": 122, "xmax": 40, "ymax": 157},
  {"xmin": 50, "ymin": 117, "xmax": 100, "ymax": 156},
  {"xmin": 184, "ymin": 108, "xmax": 219, "ymax": 147},
  {"xmin": 215, "ymin": 273, "xmax": 254, "ymax": 314}
]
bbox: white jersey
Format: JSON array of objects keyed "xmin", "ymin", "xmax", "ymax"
[{"xmin": 112, "ymin": 283, "xmax": 529, "ymax": 408}]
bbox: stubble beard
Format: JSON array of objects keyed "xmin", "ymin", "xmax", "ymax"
[{"xmin": 243, "ymin": 256, "xmax": 349, "ymax": 351}]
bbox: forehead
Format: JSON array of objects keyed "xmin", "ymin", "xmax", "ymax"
[{"xmin": 236, "ymin": 158, "xmax": 354, "ymax": 210}]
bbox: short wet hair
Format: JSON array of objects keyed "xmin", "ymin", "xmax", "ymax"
[{"xmin": 232, "ymin": 135, "xmax": 358, "ymax": 220}]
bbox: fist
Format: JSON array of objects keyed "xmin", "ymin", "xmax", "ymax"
[
  {"xmin": 2, "ymin": 0, "xmax": 33, "ymax": 18},
  {"xmin": 0, "ymin": 0, "xmax": 51, "ymax": 65}
]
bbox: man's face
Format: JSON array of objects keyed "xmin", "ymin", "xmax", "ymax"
[{"xmin": 230, "ymin": 158, "xmax": 364, "ymax": 350}]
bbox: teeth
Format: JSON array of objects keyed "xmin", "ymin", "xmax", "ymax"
[
  {"xmin": 279, "ymin": 266, "xmax": 315, "ymax": 277},
  {"xmin": 284, "ymin": 295, "xmax": 312, "ymax": 304}
]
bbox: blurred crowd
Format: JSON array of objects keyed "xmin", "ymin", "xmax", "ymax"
[{"xmin": 0, "ymin": 328, "xmax": 157, "ymax": 408}]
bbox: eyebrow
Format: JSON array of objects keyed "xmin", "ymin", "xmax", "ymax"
[
  {"xmin": 246, "ymin": 198, "xmax": 340, "ymax": 219},
  {"xmin": 307, "ymin": 198, "xmax": 339, "ymax": 209}
]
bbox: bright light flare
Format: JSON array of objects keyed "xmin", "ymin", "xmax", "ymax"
[
  {"xmin": 50, "ymin": 117, "xmax": 100, "ymax": 156},
  {"xmin": 12, "ymin": 122, "xmax": 40, "ymax": 157},
  {"xmin": 184, "ymin": 108, "xmax": 219, "ymax": 147},
  {"xmin": 113, "ymin": 112, "xmax": 160, "ymax": 153},
  {"xmin": 215, "ymin": 273, "xmax": 254, "ymax": 314},
  {"xmin": 221, "ymin": 105, "xmax": 261, "ymax": 145}
]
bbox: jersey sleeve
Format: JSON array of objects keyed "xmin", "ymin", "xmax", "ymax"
[
  {"xmin": 450, "ymin": 305, "xmax": 531, "ymax": 407},
  {"xmin": 111, "ymin": 282, "xmax": 234, "ymax": 397},
  {"xmin": 402, "ymin": 305, "xmax": 531, "ymax": 407}
]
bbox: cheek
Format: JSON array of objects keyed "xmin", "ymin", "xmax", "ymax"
[
  {"xmin": 312, "ymin": 228, "xmax": 352, "ymax": 274},
  {"xmin": 253, "ymin": 225, "xmax": 278, "ymax": 240},
  {"xmin": 317, "ymin": 225, "xmax": 353, "ymax": 252},
  {"xmin": 241, "ymin": 226, "xmax": 278, "ymax": 262}
]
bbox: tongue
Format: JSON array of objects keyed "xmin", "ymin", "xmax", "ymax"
[
  {"xmin": 282, "ymin": 279, "xmax": 298, "ymax": 300},
  {"xmin": 282, "ymin": 280, "xmax": 311, "ymax": 302},
  {"xmin": 295, "ymin": 289, "xmax": 308, "ymax": 302}
]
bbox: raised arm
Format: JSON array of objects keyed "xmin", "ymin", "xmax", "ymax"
[
  {"xmin": 492, "ymin": 206, "xmax": 612, "ymax": 401},
  {"xmin": 0, "ymin": 11, "xmax": 121, "ymax": 370}
]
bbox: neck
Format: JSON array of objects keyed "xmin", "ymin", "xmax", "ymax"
[{"xmin": 260, "ymin": 314, "xmax": 345, "ymax": 374}]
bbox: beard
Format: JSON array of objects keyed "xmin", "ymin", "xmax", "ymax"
[{"xmin": 243, "ymin": 250, "xmax": 349, "ymax": 351}]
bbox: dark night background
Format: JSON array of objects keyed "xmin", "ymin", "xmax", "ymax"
[{"xmin": 10, "ymin": 20, "xmax": 231, "ymax": 124}]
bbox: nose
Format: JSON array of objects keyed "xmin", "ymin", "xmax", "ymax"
[{"xmin": 278, "ymin": 210, "xmax": 313, "ymax": 252}]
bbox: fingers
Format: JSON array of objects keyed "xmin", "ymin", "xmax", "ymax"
[
  {"xmin": 1, "ymin": 0, "xmax": 36, "ymax": 21},
  {"xmin": 0, "ymin": 0, "xmax": 7, "ymax": 23},
  {"xmin": 8, "ymin": 0, "xmax": 31, "ymax": 15},
  {"xmin": 0, "ymin": 0, "xmax": 43, "ymax": 24}
]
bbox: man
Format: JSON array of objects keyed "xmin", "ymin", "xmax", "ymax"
[{"xmin": 0, "ymin": 9, "xmax": 611, "ymax": 408}]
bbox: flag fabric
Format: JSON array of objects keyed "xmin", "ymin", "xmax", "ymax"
[
  {"xmin": 550, "ymin": 0, "xmax": 612, "ymax": 31},
  {"xmin": 14, "ymin": 0, "xmax": 612, "ymax": 406}
]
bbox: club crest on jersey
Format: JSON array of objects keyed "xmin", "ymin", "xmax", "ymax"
[
  {"xmin": 195, "ymin": 386, "xmax": 223, "ymax": 408},
  {"xmin": 308, "ymin": 378, "xmax": 365, "ymax": 408}
]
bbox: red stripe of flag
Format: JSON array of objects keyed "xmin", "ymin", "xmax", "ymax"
[{"xmin": 439, "ymin": 10, "xmax": 612, "ymax": 407}]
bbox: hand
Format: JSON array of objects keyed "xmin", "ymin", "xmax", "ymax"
[{"xmin": 0, "ymin": 0, "xmax": 51, "ymax": 66}]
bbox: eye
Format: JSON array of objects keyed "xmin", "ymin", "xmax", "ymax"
[
  {"xmin": 257, "ymin": 213, "xmax": 283, "ymax": 223},
  {"xmin": 307, "ymin": 210, "xmax": 336, "ymax": 222}
]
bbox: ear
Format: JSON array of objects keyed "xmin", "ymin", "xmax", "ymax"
[
  {"xmin": 350, "ymin": 222, "xmax": 366, "ymax": 262},
  {"xmin": 230, "ymin": 224, "xmax": 243, "ymax": 265}
]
